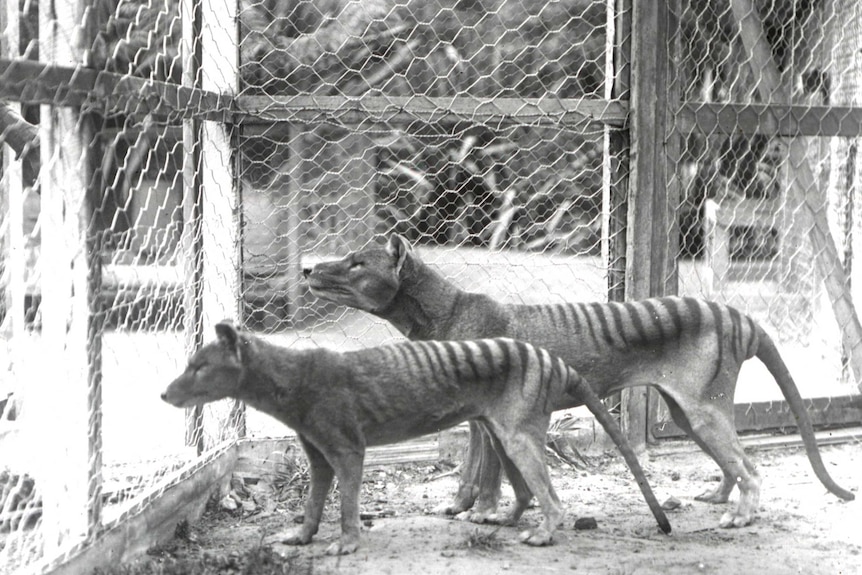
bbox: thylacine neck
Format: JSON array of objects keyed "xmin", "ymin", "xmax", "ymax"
[
  {"xmin": 376, "ymin": 254, "xmax": 464, "ymax": 340},
  {"xmin": 230, "ymin": 336, "xmax": 313, "ymax": 422}
]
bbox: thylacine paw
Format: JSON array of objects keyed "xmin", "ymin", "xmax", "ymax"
[
  {"xmin": 518, "ymin": 528, "xmax": 554, "ymax": 546},
  {"xmin": 280, "ymin": 527, "xmax": 314, "ymax": 546},
  {"xmin": 719, "ymin": 510, "xmax": 753, "ymax": 528},
  {"xmin": 325, "ymin": 537, "xmax": 359, "ymax": 555}
]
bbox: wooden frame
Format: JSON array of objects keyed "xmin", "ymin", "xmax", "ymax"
[{"xmin": 33, "ymin": 0, "xmax": 102, "ymax": 552}]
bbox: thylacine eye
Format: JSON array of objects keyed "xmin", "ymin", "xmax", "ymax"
[{"xmin": 350, "ymin": 260, "xmax": 364, "ymax": 270}]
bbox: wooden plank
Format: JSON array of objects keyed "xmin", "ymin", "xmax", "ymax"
[
  {"xmin": 676, "ymin": 102, "xmax": 862, "ymax": 138},
  {"xmin": 623, "ymin": 0, "xmax": 678, "ymax": 449},
  {"xmin": 601, "ymin": 0, "xmax": 631, "ymax": 439},
  {"xmin": 651, "ymin": 395, "xmax": 862, "ymax": 439},
  {"xmin": 181, "ymin": 0, "xmax": 205, "ymax": 452},
  {"xmin": 236, "ymin": 95, "xmax": 628, "ymax": 129},
  {"xmin": 198, "ymin": 0, "xmax": 244, "ymax": 445},
  {"xmin": 1, "ymin": 3, "xmax": 26, "ymax": 349},
  {"xmin": 730, "ymin": 0, "xmax": 862, "ymax": 391},
  {"xmin": 0, "ymin": 59, "xmax": 228, "ymax": 121},
  {"xmin": 235, "ymin": 436, "xmax": 440, "ymax": 473},
  {"xmin": 40, "ymin": 444, "xmax": 238, "ymax": 575},
  {"xmin": 603, "ymin": 0, "xmax": 631, "ymax": 303},
  {"xmin": 652, "ymin": 426, "xmax": 862, "ymax": 456},
  {"xmin": 34, "ymin": 0, "xmax": 100, "ymax": 552}
]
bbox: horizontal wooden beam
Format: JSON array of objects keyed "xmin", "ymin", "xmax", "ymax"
[
  {"xmin": 235, "ymin": 95, "xmax": 629, "ymax": 129},
  {"xmin": 651, "ymin": 395, "xmax": 862, "ymax": 439},
  {"xmin": 676, "ymin": 102, "xmax": 862, "ymax": 138},
  {"xmin": 0, "ymin": 59, "xmax": 229, "ymax": 122}
]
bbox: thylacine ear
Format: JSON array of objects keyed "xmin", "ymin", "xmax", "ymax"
[
  {"xmin": 215, "ymin": 322, "xmax": 241, "ymax": 358},
  {"xmin": 386, "ymin": 234, "xmax": 412, "ymax": 275}
]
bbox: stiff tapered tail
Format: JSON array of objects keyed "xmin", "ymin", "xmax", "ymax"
[
  {"xmin": 566, "ymin": 368, "xmax": 672, "ymax": 534},
  {"xmin": 756, "ymin": 329, "xmax": 854, "ymax": 501}
]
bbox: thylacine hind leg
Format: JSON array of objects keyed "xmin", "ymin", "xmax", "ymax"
[
  {"xmin": 660, "ymin": 390, "xmax": 762, "ymax": 527},
  {"xmin": 486, "ymin": 419, "xmax": 563, "ymax": 546}
]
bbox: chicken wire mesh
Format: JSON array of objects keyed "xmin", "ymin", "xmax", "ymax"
[
  {"xmin": 666, "ymin": 0, "xmax": 862, "ymax": 416},
  {"xmin": 0, "ymin": 0, "xmax": 240, "ymax": 571},
  {"xmin": 1, "ymin": 0, "xmax": 861, "ymax": 572},
  {"xmin": 237, "ymin": 0, "xmax": 615, "ymax": 327}
]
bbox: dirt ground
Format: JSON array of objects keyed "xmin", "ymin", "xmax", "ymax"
[{"xmin": 131, "ymin": 441, "xmax": 860, "ymax": 575}]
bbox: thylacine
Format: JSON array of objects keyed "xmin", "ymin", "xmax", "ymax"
[
  {"xmin": 304, "ymin": 234, "xmax": 855, "ymax": 529},
  {"xmin": 162, "ymin": 323, "xmax": 670, "ymax": 556}
]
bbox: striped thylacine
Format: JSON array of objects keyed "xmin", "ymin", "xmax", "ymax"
[
  {"xmin": 162, "ymin": 323, "xmax": 670, "ymax": 556},
  {"xmin": 304, "ymin": 234, "xmax": 855, "ymax": 529}
]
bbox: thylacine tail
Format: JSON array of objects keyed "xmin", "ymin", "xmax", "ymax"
[
  {"xmin": 754, "ymin": 325, "xmax": 855, "ymax": 501},
  {"xmin": 561, "ymin": 363, "xmax": 673, "ymax": 534}
]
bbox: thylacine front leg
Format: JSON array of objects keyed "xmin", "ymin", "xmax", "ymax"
[
  {"xmin": 281, "ymin": 436, "xmax": 334, "ymax": 545},
  {"xmin": 325, "ymin": 447, "xmax": 365, "ymax": 555}
]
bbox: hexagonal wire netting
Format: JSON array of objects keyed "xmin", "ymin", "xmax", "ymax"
[{"xmin": 1, "ymin": 0, "xmax": 861, "ymax": 571}]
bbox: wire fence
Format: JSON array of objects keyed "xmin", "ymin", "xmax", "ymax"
[
  {"xmin": 0, "ymin": 0, "xmax": 861, "ymax": 572},
  {"xmin": 662, "ymin": 0, "xmax": 862, "ymax": 434}
]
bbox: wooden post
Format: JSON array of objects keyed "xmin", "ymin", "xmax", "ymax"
[
  {"xmin": 604, "ymin": 0, "xmax": 630, "ymax": 304},
  {"xmin": 199, "ymin": 0, "xmax": 243, "ymax": 446},
  {"xmin": 624, "ymin": 0, "xmax": 680, "ymax": 448},
  {"xmin": 602, "ymin": 0, "xmax": 631, "ymax": 441},
  {"xmin": 181, "ymin": 0, "xmax": 205, "ymax": 452},
  {"xmin": 1, "ymin": 0, "xmax": 25, "ymax": 344},
  {"xmin": 35, "ymin": 0, "xmax": 102, "ymax": 552},
  {"xmin": 730, "ymin": 0, "xmax": 862, "ymax": 391}
]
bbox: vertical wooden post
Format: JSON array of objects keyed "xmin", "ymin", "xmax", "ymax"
[
  {"xmin": 623, "ymin": 0, "xmax": 679, "ymax": 448},
  {"xmin": 199, "ymin": 0, "xmax": 243, "ymax": 445},
  {"xmin": 602, "ymin": 0, "xmax": 631, "ymax": 442},
  {"xmin": 604, "ymin": 0, "xmax": 630, "ymax": 304},
  {"xmin": 1, "ymin": 0, "xmax": 25, "ymax": 345},
  {"xmin": 35, "ymin": 0, "xmax": 102, "ymax": 552},
  {"xmin": 181, "ymin": 0, "xmax": 243, "ymax": 450},
  {"xmin": 181, "ymin": 0, "xmax": 205, "ymax": 452}
]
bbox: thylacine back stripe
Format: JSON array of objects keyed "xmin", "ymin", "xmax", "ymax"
[
  {"xmin": 704, "ymin": 300, "xmax": 725, "ymax": 382},
  {"xmin": 497, "ymin": 339, "xmax": 512, "ymax": 380},
  {"xmin": 640, "ymin": 299, "xmax": 666, "ymax": 340},
  {"xmin": 588, "ymin": 302, "xmax": 616, "ymax": 347},
  {"xmin": 511, "ymin": 339, "xmax": 531, "ymax": 384},
  {"xmin": 405, "ymin": 342, "xmax": 428, "ymax": 377},
  {"xmin": 463, "ymin": 341, "xmax": 485, "ymax": 379},
  {"xmin": 475, "ymin": 340, "xmax": 496, "ymax": 379},
  {"xmin": 726, "ymin": 306, "xmax": 741, "ymax": 361},
  {"xmin": 624, "ymin": 301, "xmax": 649, "ymax": 342},
  {"xmin": 427, "ymin": 341, "xmax": 452, "ymax": 383},
  {"xmin": 662, "ymin": 297, "xmax": 684, "ymax": 335},
  {"xmin": 440, "ymin": 341, "xmax": 464, "ymax": 383},
  {"xmin": 544, "ymin": 307, "xmax": 561, "ymax": 332},
  {"xmin": 560, "ymin": 304, "xmax": 578, "ymax": 338},
  {"xmin": 416, "ymin": 341, "xmax": 440, "ymax": 376},
  {"xmin": 571, "ymin": 303, "xmax": 597, "ymax": 345},
  {"xmin": 607, "ymin": 303, "xmax": 630, "ymax": 347}
]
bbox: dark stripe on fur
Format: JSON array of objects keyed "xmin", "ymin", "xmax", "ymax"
[
  {"xmin": 608, "ymin": 303, "xmax": 630, "ymax": 347},
  {"xmin": 641, "ymin": 299, "xmax": 666, "ymax": 340}
]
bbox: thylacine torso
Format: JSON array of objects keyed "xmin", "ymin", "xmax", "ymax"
[
  {"xmin": 304, "ymin": 234, "xmax": 855, "ymax": 529},
  {"xmin": 162, "ymin": 324, "xmax": 669, "ymax": 555}
]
